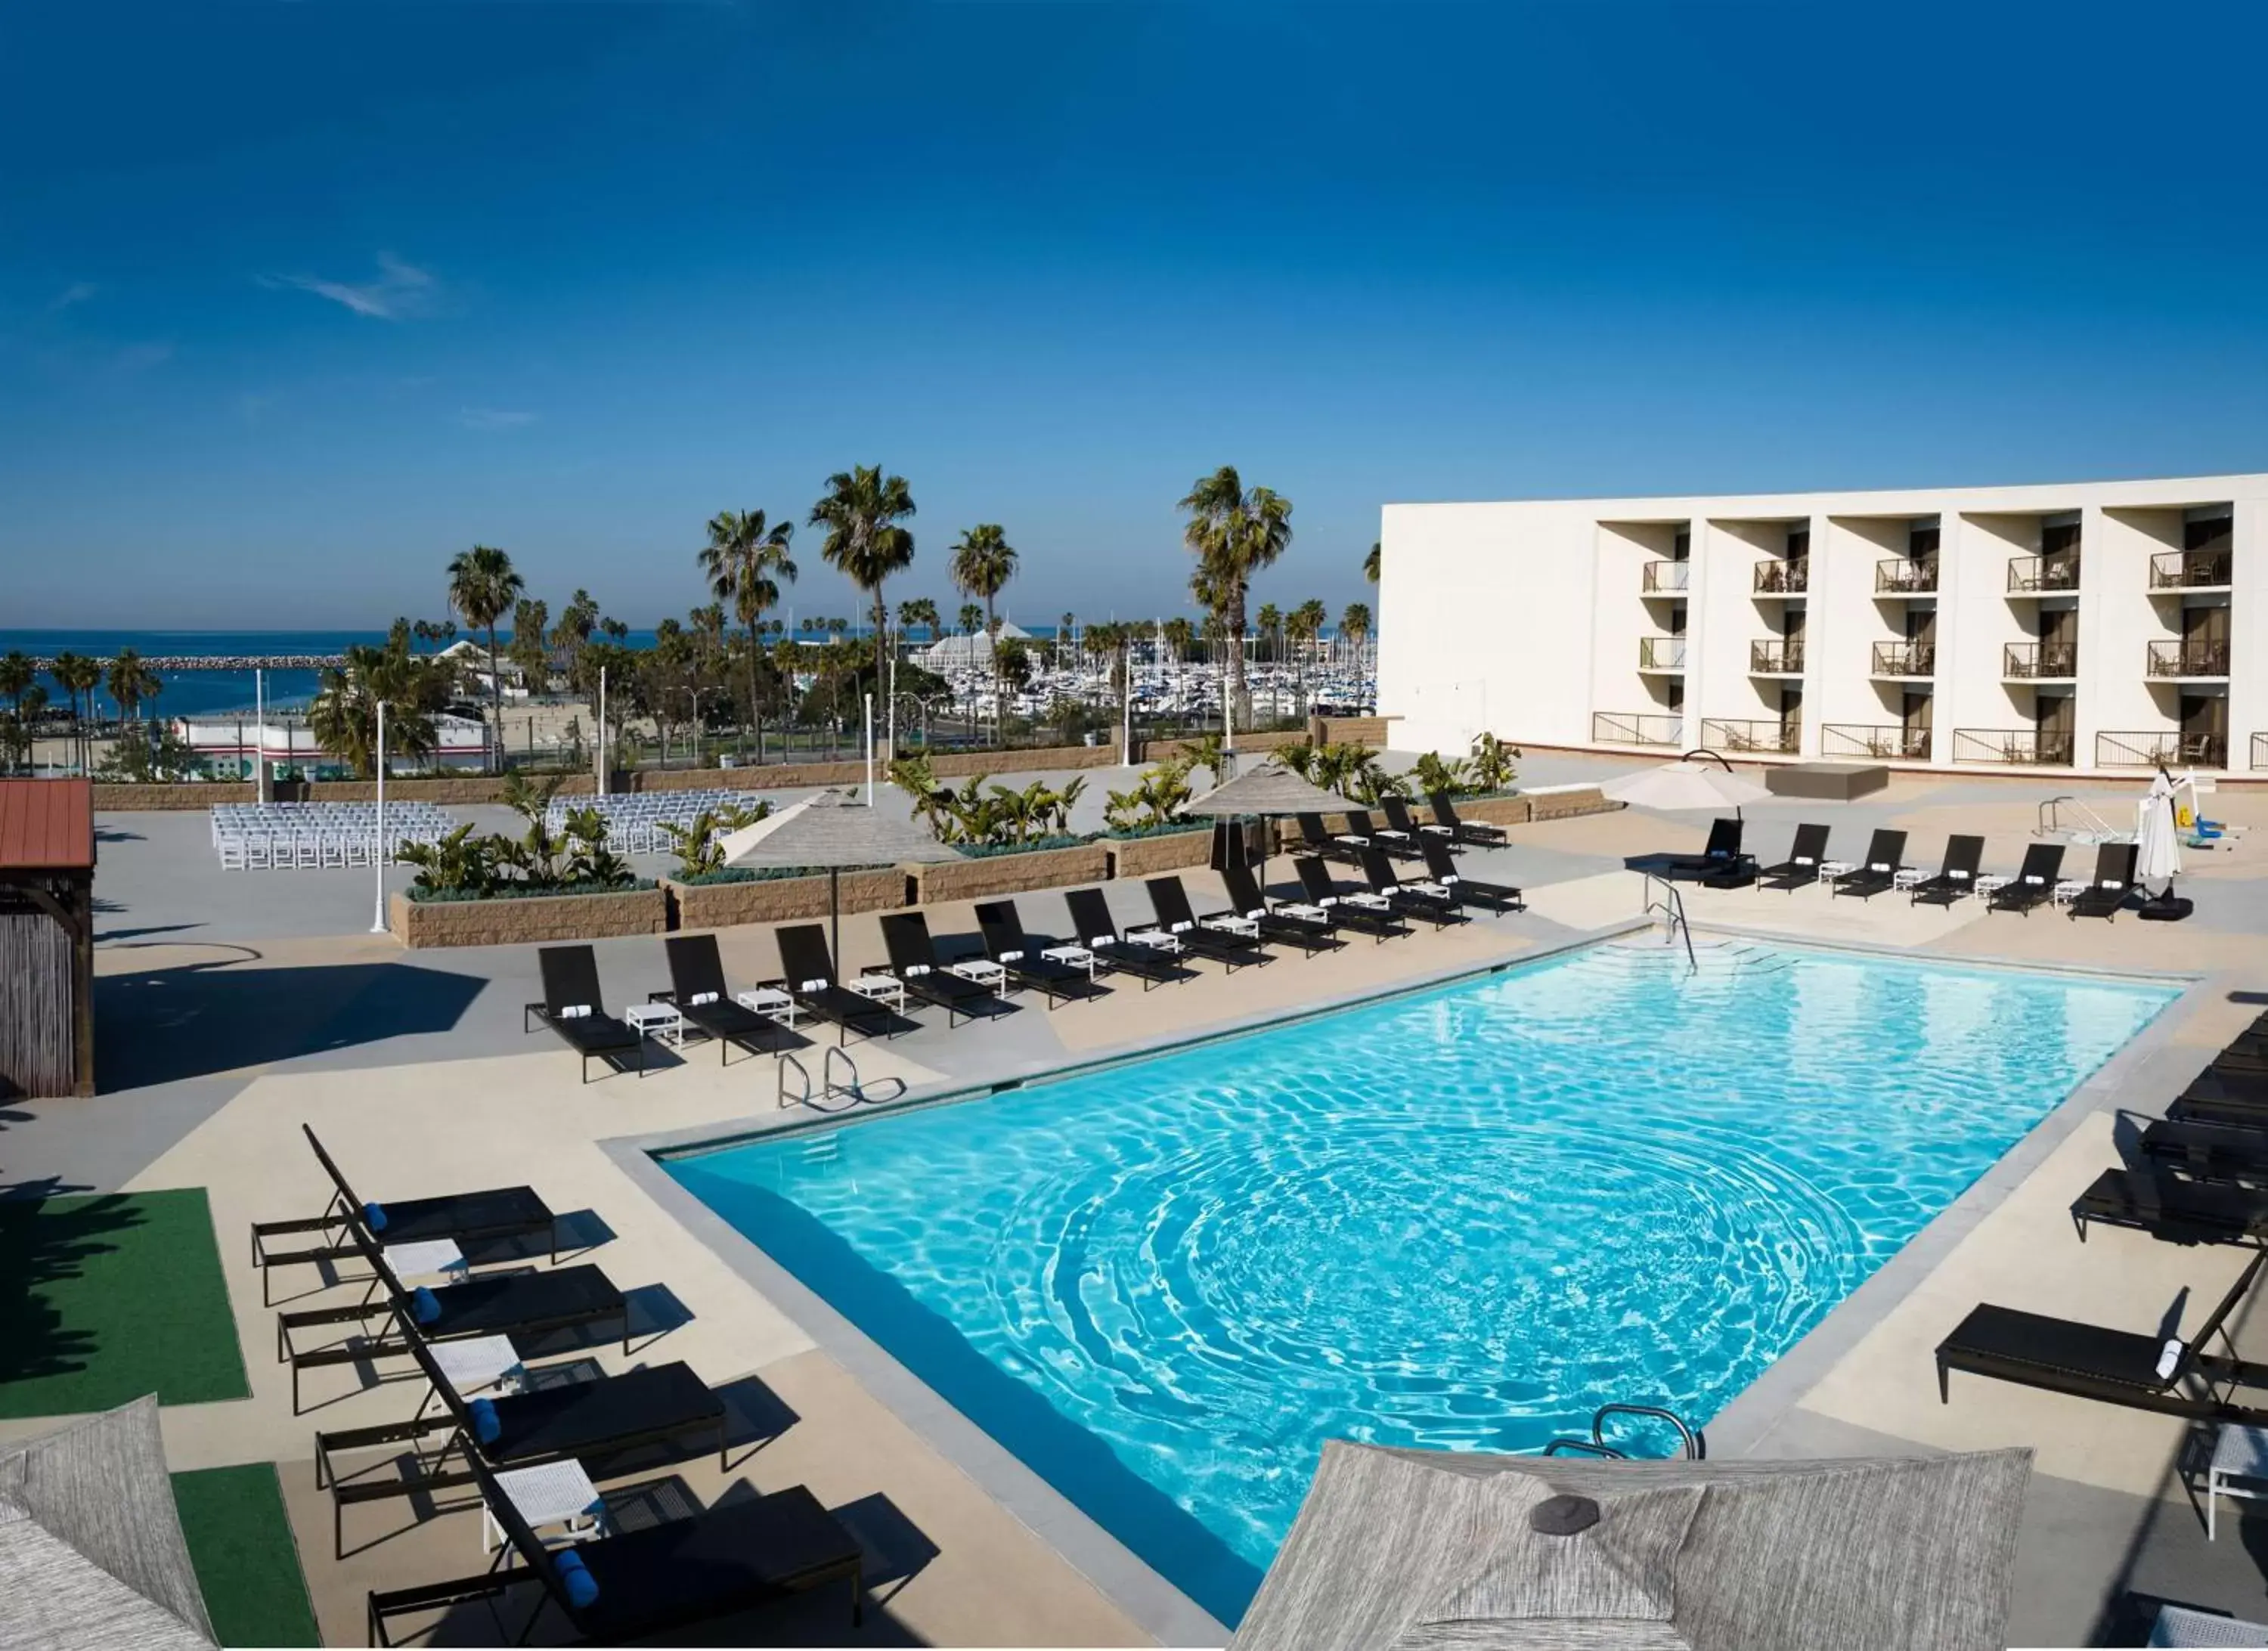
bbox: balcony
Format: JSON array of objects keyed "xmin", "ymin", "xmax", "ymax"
[
  {"xmin": 1700, "ymin": 717, "xmax": 1799, "ymax": 755},
  {"xmin": 1870, "ymin": 641, "xmax": 1935, "ymax": 677},
  {"xmin": 1641, "ymin": 559, "xmax": 1690, "ymax": 594},
  {"xmin": 1749, "ymin": 639, "xmax": 1805, "ymax": 674},
  {"xmin": 2096, "ymin": 729, "xmax": 2228, "ymax": 770},
  {"xmin": 1822, "ymin": 723, "xmax": 1931, "ymax": 761},
  {"xmin": 1637, "ymin": 637, "xmax": 1687, "ymax": 672},
  {"xmin": 1593, "ymin": 711, "xmax": 1683, "ymax": 747},
  {"xmin": 2150, "ymin": 548, "xmax": 2233, "ymax": 590},
  {"xmin": 2256, "ymin": 732, "xmax": 2268, "ymax": 771},
  {"xmin": 2003, "ymin": 641, "xmax": 2077, "ymax": 680},
  {"xmin": 1875, "ymin": 557, "xmax": 1939, "ymax": 595},
  {"xmin": 2006, "ymin": 554, "xmax": 2081, "ymax": 593},
  {"xmin": 1951, "ymin": 728, "xmax": 2075, "ymax": 767},
  {"xmin": 2146, "ymin": 639, "xmax": 2230, "ymax": 678},
  {"xmin": 1752, "ymin": 559, "xmax": 1809, "ymax": 595}
]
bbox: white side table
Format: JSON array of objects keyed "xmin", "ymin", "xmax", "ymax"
[
  {"xmin": 1817, "ymin": 860, "xmax": 1854, "ymax": 884},
  {"xmin": 947, "ymin": 958, "xmax": 1007, "ymax": 990},
  {"xmin": 624, "ymin": 1002, "xmax": 685, "ymax": 1048},
  {"xmin": 1892, "ymin": 867, "xmax": 1928, "ymax": 894},
  {"xmin": 736, "ymin": 987, "xmax": 801, "ymax": 1027},
  {"xmin": 1040, "ymin": 943, "xmax": 1098, "ymax": 977},
  {"xmin": 1129, "ymin": 930, "xmax": 1183, "ymax": 955},
  {"xmin": 382, "ymin": 1239, "xmax": 468, "ymax": 1284},
  {"xmin": 2053, "ymin": 878, "xmax": 2090, "ymax": 906},
  {"xmin": 1974, "ymin": 875, "xmax": 2011, "ymax": 900},
  {"xmin": 1203, "ymin": 914, "xmax": 1262, "ymax": 940},
  {"xmin": 429, "ymin": 1335, "xmax": 525, "ymax": 1397},
  {"xmin": 2208, "ymin": 1425, "xmax": 2268, "ymax": 1540},
  {"xmin": 848, "ymin": 975, "xmax": 906, "ymax": 1011},
  {"xmin": 483, "ymin": 1459, "xmax": 608, "ymax": 1553}
]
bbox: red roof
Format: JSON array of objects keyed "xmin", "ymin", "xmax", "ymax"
[{"xmin": 0, "ymin": 779, "xmax": 94, "ymax": 871}]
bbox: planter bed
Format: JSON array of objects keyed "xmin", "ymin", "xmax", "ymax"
[
  {"xmin": 389, "ymin": 886, "xmax": 668, "ymax": 949},
  {"xmin": 1105, "ymin": 827, "xmax": 1213, "ymax": 879},
  {"xmin": 665, "ymin": 869, "xmax": 910, "ymax": 931},
  {"xmin": 911, "ymin": 841, "xmax": 1112, "ymax": 906}
]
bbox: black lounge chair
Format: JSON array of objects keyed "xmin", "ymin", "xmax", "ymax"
[
  {"xmin": 1143, "ymin": 876, "xmax": 1269, "ymax": 968},
  {"xmin": 2139, "ymin": 1117, "xmax": 2268, "ymax": 1186},
  {"xmin": 1988, "ymin": 843, "xmax": 2065, "ymax": 915},
  {"xmin": 1428, "ymin": 791, "xmax": 1506, "ymax": 847},
  {"xmin": 1357, "ymin": 846, "xmax": 1462, "ymax": 928},
  {"xmin": 972, "ymin": 901, "xmax": 1102, "ymax": 1005},
  {"xmin": 1064, "ymin": 887, "xmax": 1184, "ymax": 986},
  {"xmin": 1344, "ymin": 808, "xmax": 1420, "ymax": 860},
  {"xmin": 1293, "ymin": 855, "xmax": 1407, "ymax": 940},
  {"xmin": 1910, "ymin": 834, "xmax": 1985, "ymax": 906},
  {"xmin": 1662, "ymin": 818, "xmax": 1743, "ymax": 881},
  {"xmin": 252, "ymin": 1125, "xmax": 556, "ymax": 1306},
  {"xmin": 2069, "ymin": 841, "xmax": 2139, "ymax": 920},
  {"xmin": 278, "ymin": 1251, "xmax": 630, "ymax": 1413},
  {"xmin": 2071, "ymin": 1167, "xmax": 2268, "ymax": 1246},
  {"xmin": 1379, "ymin": 796, "xmax": 1441, "ymax": 852},
  {"xmin": 1755, "ymin": 823, "xmax": 1830, "ymax": 892},
  {"xmin": 655, "ymin": 933, "xmax": 798, "ymax": 1063},
  {"xmin": 1218, "ymin": 863, "xmax": 1337, "ymax": 955},
  {"xmin": 1419, "ymin": 835, "xmax": 1523, "ymax": 912},
  {"xmin": 1296, "ymin": 811, "xmax": 1365, "ymax": 865},
  {"xmin": 316, "ymin": 1322, "xmax": 727, "ymax": 1558},
  {"xmin": 1830, "ymin": 829, "xmax": 1907, "ymax": 900},
  {"xmin": 525, "ymin": 946, "xmax": 646, "ymax": 1082},
  {"xmin": 773, "ymin": 924, "xmax": 897, "ymax": 1043},
  {"xmin": 870, "ymin": 912, "xmax": 1001, "ymax": 1027},
  {"xmin": 2173, "ymin": 1076, "xmax": 2268, "ymax": 1130},
  {"xmin": 1936, "ymin": 1249, "xmax": 2268, "ymax": 1424},
  {"xmin": 366, "ymin": 1439, "xmax": 863, "ymax": 1647}
]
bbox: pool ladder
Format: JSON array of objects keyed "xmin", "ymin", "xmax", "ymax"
[
  {"xmin": 1543, "ymin": 1403, "xmax": 1706, "ymax": 1461},
  {"xmin": 777, "ymin": 1045, "xmax": 909, "ymax": 1112},
  {"xmin": 1641, "ymin": 875, "xmax": 1698, "ymax": 973}
]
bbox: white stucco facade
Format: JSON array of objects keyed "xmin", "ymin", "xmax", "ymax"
[{"xmin": 1378, "ymin": 474, "xmax": 2265, "ymax": 777}]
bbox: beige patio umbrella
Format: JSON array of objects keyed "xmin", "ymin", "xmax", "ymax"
[
  {"xmin": 1183, "ymin": 762, "xmax": 1360, "ymax": 894},
  {"xmin": 1603, "ymin": 758, "xmax": 1774, "ymax": 818},
  {"xmin": 721, "ymin": 787, "xmax": 956, "ymax": 964}
]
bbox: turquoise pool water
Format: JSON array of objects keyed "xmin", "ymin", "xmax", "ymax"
[{"xmin": 662, "ymin": 941, "xmax": 2174, "ymax": 1624}]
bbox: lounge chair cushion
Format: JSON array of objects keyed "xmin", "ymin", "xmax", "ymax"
[
  {"xmin": 363, "ymin": 1201, "xmax": 388, "ymax": 1233},
  {"xmin": 556, "ymin": 1548, "xmax": 600, "ymax": 1607},
  {"xmin": 411, "ymin": 1286, "xmax": 441, "ymax": 1325},
  {"xmin": 469, "ymin": 1396, "xmax": 502, "ymax": 1445}
]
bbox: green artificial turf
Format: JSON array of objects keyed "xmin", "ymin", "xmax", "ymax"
[
  {"xmin": 0, "ymin": 1186, "xmax": 251, "ymax": 1417},
  {"xmin": 172, "ymin": 1464, "xmax": 321, "ymax": 1648}
]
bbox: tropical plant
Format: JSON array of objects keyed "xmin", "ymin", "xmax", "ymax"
[
  {"xmin": 1103, "ymin": 761, "xmax": 1195, "ymax": 832},
  {"xmin": 307, "ymin": 643, "xmax": 454, "ymax": 777},
  {"xmin": 996, "ymin": 637, "xmax": 1033, "ymax": 696},
  {"xmin": 395, "ymin": 823, "xmax": 498, "ymax": 898},
  {"xmin": 950, "ymin": 522, "xmax": 1017, "ymax": 736},
  {"xmin": 1339, "ymin": 602, "xmax": 1372, "ymax": 664},
  {"xmin": 505, "ymin": 597, "xmax": 551, "ymax": 693},
  {"xmin": 1276, "ymin": 739, "xmax": 1393, "ymax": 800},
  {"xmin": 1159, "ymin": 616, "xmax": 1194, "ymax": 664},
  {"xmin": 898, "ymin": 596, "xmax": 940, "ymax": 640},
  {"xmin": 0, "ymin": 651, "xmax": 33, "ymax": 718},
  {"xmin": 1179, "ymin": 466, "xmax": 1294, "ymax": 731},
  {"xmin": 1057, "ymin": 612, "xmax": 1076, "ymax": 664},
  {"xmin": 700, "ymin": 508, "xmax": 798, "ymax": 760},
  {"xmin": 445, "ymin": 544, "xmax": 525, "ymax": 772},
  {"xmin": 1468, "ymin": 730, "xmax": 1520, "ymax": 793},
  {"xmin": 411, "ymin": 618, "xmax": 459, "ymax": 653},
  {"xmin": 1409, "ymin": 750, "xmax": 1473, "ymax": 798},
  {"xmin": 956, "ymin": 601, "xmax": 983, "ymax": 636},
  {"xmin": 105, "ymin": 648, "xmax": 163, "ymax": 723},
  {"xmin": 94, "ymin": 720, "xmax": 201, "ymax": 782},
  {"xmin": 0, "ymin": 710, "xmax": 32, "ymax": 776},
  {"xmin": 1364, "ymin": 541, "xmax": 1380, "ymax": 584},
  {"xmin": 810, "ymin": 464, "xmax": 916, "ymax": 664},
  {"xmin": 657, "ymin": 801, "xmax": 768, "ymax": 880},
  {"xmin": 1254, "ymin": 602, "xmax": 1281, "ymax": 664},
  {"xmin": 1287, "ymin": 598, "xmax": 1327, "ymax": 711},
  {"xmin": 47, "ymin": 652, "xmax": 99, "ymax": 772}
]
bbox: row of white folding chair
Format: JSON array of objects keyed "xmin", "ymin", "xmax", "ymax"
[{"xmin": 214, "ymin": 828, "xmax": 442, "ymax": 870}]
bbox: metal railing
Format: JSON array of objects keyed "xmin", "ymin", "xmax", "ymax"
[
  {"xmin": 2256, "ymin": 732, "xmax": 2268, "ymax": 771},
  {"xmin": 2004, "ymin": 641, "xmax": 2077, "ymax": 679},
  {"xmin": 2007, "ymin": 553, "xmax": 2081, "ymax": 593},
  {"xmin": 1699, "ymin": 717, "xmax": 1800, "ymax": 754},
  {"xmin": 2146, "ymin": 639, "xmax": 2230, "ymax": 677},
  {"xmin": 1592, "ymin": 711, "xmax": 1683, "ymax": 747},
  {"xmin": 1874, "ymin": 556, "xmax": 1938, "ymax": 594},
  {"xmin": 1641, "ymin": 875, "xmax": 1697, "ymax": 974},
  {"xmin": 1952, "ymin": 727, "xmax": 2075, "ymax": 767},
  {"xmin": 1870, "ymin": 640, "xmax": 1935, "ymax": 676},
  {"xmin": 1638, "ymin": 636, "xmax": 1687, "ymax": 671},
  {"xmin": 2150, "ymin": 548, "xmax": 2233, "ymax": 589},
  {"xmin": 1752, "ymin": 559, "xmax": 1809, "ymax": 594},
  {"xmin": 1822, "ymin": 723, "xmax": 1930, "ymax": 760},
  {"xmin": 2096, "ymin": 729, "xmax": 2228, "ymax": 769},
  {"xmin": 1545, "ymin": 1402, "xmax": 1707, "ymax": 1461},
  {"xmin": 1748, "ymin": 640, "xmax": 1804, "ymax": 674},
  {"xmin": 1641, "ymin": 559, "xmax": 1690, "ymax": 593}
]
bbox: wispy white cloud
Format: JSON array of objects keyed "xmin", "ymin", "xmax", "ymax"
[
  {"xmin": 459, "ymin": 406, "xmax": 534, "ymax": 431},
  {"xmin": 49, "ymin": 281, "xmax": 98, "ymax": 312},
  {"xmin": 259, "ymin": 252, "xmax": 439, "ymax": 321}
]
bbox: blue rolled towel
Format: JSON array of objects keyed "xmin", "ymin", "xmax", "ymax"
[
  {"xmin": 468, "ymin": 1395, "xmax": 502, "ymax": 1446},
  {"xmin": 554, "ymin": 1547, "xmax": 600, "ymax": 1607},
  {"xmin": 411, "ymin": 1285, "xmax": 441, "ymax": 1324},
  {"xmin": 362, "ymin": 1201, "xmax": 388, "ymax": 1233}
]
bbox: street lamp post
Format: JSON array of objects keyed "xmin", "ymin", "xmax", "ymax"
[{"xmin": 369, "ymin": 698, "xmax": 389, "ymax": 934}]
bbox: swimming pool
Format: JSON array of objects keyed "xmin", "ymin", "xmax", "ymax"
[{"xmin": 661, "ymin": 940, "xmax": 2175, "ymax": 1625}]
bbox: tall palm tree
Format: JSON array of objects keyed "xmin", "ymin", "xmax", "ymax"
[
  {"xmin": 1179, "ymin": 466, "xmax": 1294, "ymax": 730},
  {"xmin": 49, "ymin": 652, "xmax": 101, "ymax": 773},
  {"xmin": 897, "ymin": 596, "xmax": 940, "ymax": 641},
  {"xmin": 1288, "ymin": 599, "xmax": 1328, "ymax": 714},
  {"xmin": 1057, "ymin": 611, "xmax": 1076, "ymax": 668},
  {"xmin": 950, "ymin": 523, "xmax": 1018, "ymax": 741},
  {"xmin": 1159, "ymin": 616, "xmax": 1194, "ymax": 664},
  {"xmin": 0, "ymin": 650, "xmax": 36, "ymax": 718},
  {"xmin": 445, "ymin": 544, "xmax": 525, "ymax": 773},
  {"xmin": 808, "ymin": 465, "xmax": 916, "ymax": 668},
  {"xmin": 1364, "ymin": 541, "xmax": 1380, "ymax": 584},
  {"xmin": 1255, "ymin": 602, "xmax": 1281, "ymax": 665},
  {"xmin": 1340, "ymin": 601, "xmax": 1372, "ymax": 672},
  {"xmin": 699, "ymin": 509, "xmax": 797, "ymax": 760},
  {"xmin": 106, "ymin": 648, "xmax": 163, "ymax": 723},
  {"xmin": 308, "ymin": 645, "xmax": 448, "ymax": 778}
]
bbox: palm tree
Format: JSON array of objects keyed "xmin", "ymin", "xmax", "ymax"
[
  {"xmin": 808, "ymin": 466, "xmax": 916, "ymax": 668},
  {"xmin": 1159, "ymin": 616, "xmax": 1194, "ymax": 664},
  {"xmin": 897, "ymin": 596, "xmax": 940, "ymax": 640},
  {"xmin": 1340, "ymin": 601, "xmax": 1372, "ymax": 672},
  {"xmin": 1179, "ymin": 466, "xmax": 1294, "ymax": 731},
  {"xmin": 105, "ymin": 649, "xmax": 163, "ymax": 723},
  {"xmin": 507, "ymin": 597, "xmax": 551, "ymax": 699},
  {"xmin": 1254, "ymin": 602, "xmax": 1281, "ymax": 665},
  {"xmin": 308, "ymin": 644, "xmax": 448, "ymax": 777},
  {"xmin": 950, "ymin": 524, "xmax": 1018, "ymax": 743},
  {"xmin": 1288, "ymin": 599, "xmax": 1328, "ymax": 715},
  {"xmin": 49, "ymin": 652, "xmax": 101, "ymax": 773},
  {"xmin": 1057, "ymin": 611, "xmax": 1076, "ymax": 668},
  {"xmin": 0, "ymin": 650, "xmax": 36, "ymax": 718},
  {"xmin": 445, "ymin": 544, "xmax": 525, "ymax": 773},
  {"xmin": 699, "ymin": 509, "xmax": 798, "ymax": 761},
  {"xmin": 1365, "ymin": 541, "xmax": 1381, "ymax": 583}
]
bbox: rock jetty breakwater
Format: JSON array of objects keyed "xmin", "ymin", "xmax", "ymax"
[{"xmin": 26, "ymin": 655, "xmax": 347, "ymax": 671}]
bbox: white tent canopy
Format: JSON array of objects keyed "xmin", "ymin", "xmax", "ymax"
[{"xmin": 914, "ymin": 621, "xmax": 1034, "ymax": 671}]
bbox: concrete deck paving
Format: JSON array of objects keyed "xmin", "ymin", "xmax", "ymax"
[{"xmin": 5, "ymin": 763, "xmax": 2267, "ymax": 1644}]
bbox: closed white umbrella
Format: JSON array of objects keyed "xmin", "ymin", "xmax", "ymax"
[
  {"xmin": 1602, "ymin": 759, "xmax": 1773, "ymax": 816},
  {"xmin": 2135, "ymin": 770, "xmax": 2181, "ymax": 894}
]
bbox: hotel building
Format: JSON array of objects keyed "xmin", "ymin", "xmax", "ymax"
[{"xmin": 1377, "ymin": 473, "xmax": 2264, "ymax": 778}]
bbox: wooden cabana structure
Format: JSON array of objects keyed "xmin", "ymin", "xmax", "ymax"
[{"xmin": 0, "ymin": 779, "xmax": 96, "ymax": 1098}]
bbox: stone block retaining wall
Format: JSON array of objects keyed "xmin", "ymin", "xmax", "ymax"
[
  {"xmin": 665, "ymin": 869, "xmax": 910, "ymax": 931},
  {"xmin": 1103, "ymin": 829, "xmax": 1213, "ymax": 879},
  {"xmin": 389, "ymin": 887, "xmax": 669, "ymax": 949},
  {"xmin": 908, "ymin": 842, "xmax": 1112, "ymax": 906}
]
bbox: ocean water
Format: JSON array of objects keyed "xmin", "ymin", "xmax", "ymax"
[{"xmin": 663, "ymin": 941, "xmax": 2175, "ymax": 1624}]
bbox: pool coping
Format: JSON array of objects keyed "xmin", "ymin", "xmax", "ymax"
[{"xmin": 601, "ymin": 918, "xmax": 2211, "ymax": 1643}]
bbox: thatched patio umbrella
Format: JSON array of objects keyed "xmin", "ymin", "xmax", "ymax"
[
  {"xmin": 1182, "ymin": 762, "xmax": 1360, "ymax": 896},
  {"xmin": 1232, "ymin": 1440, "xmax": 2031, "ymax": 1651},
  {"xmin": 720, "ymin": 786, "xmax": 956, "ymax": 964}
]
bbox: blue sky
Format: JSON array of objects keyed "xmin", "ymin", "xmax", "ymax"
[{"xmin": 4, "ymin": 2, "xmax": 2263, "ymax": 630}]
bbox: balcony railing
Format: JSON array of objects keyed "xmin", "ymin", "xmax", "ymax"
[
  {"xmin": 2003, "ymin": 641, "xmax": 2077, "ymax": 679},
  {"xmin": 1749, "ymin": 639, "xmax": 1805, "ymax": 674},
  {"xmin": 1593, "ymin": 711, "xmax": 1683, "ymax": 747},
  {"xmin": 1752, "ymin": 559, "xmax": 1809, "ymax": 594},
  {"xmin": 1700, "ymin": 717, "xmax": 1800, "ymax": 754},
  {"xmin": 1637, "ymin": 637, "xmax": 1687, "ymax": 671},
  {"xmin": 1641, "ymin": 559, "xmax": 1690, "ymax": 593},
  {"xmin": 2150, "ymin": 548, "xmax": 2233, "ymax": 589},
  {"xmin": 1822, "ymin": 723, "xmax": 1931, "ymax": 761},
  {"xmin": 1870, "ymin": 640, "xmax": 1935, "ymax": 677},
  {"xmin": 2006, "ymin": 553, "xmax": 2081, "ymax": 593},
  {"xmin": 2096, "ymin": 729, "xmax": 2228, "ymax": 770},
  {"xmin": 2146, "ymin": 639, "xmax": 2230, "ymax": 677},
  {"xmin": 2256, "ymin": 732, "xmax": 2268, "ymax": 771},
  {"xmin": 1951, "ymin": 727, "xmax": 2075, "ymax": 767},
  {"xmin": 1875, "ymin": 556, "xmax": 1939, "ymax": 594}
]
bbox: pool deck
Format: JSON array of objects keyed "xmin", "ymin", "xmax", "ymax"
[{"xmin": 5, "ymin": 758, "xmax": 2267, "ymax": 1644}]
